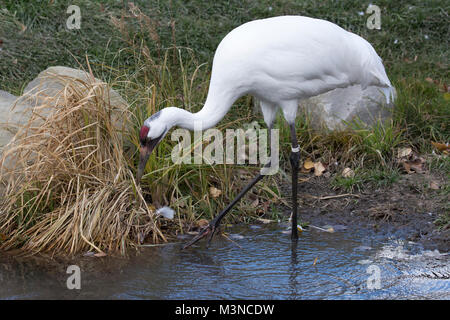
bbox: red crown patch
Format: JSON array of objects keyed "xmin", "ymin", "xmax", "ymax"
[{"xmin": 139, "ymin": 125, "xmax": 150, "ymax": 143}]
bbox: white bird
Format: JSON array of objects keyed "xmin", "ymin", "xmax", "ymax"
[{"xmin": 136, "ymin": 16, "xmax": 395, "ymax": 247}]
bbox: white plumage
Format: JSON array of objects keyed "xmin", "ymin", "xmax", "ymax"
[
  {"xmin": 141, "ymin": 15, "xmax": 394, "ymax": 141},
  {"xmin": 156, "ymin": 206, "xmax": 175, "ymax": 219},
  {"xmin": 138, "ymin": 16, "xmax": 395, "ymax": 245}
]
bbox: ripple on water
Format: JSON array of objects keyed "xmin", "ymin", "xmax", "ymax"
[{"xmin": 0, "ymin": 224, "xmax": 448, "ymax": 299}]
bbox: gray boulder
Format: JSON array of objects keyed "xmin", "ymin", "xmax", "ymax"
[
  {"xmin": 300, "ymin": 85, "xmax": 395, "ymax": 131},
  {"xmin": 0, "ymin": 90, "xmax": 33, "ymax": 154},
  {"xmin": 1, "ymin": 66, "xmax": 130, "ymax": 180},
  {"xmin": 23, "ymin": 66, "xmax": 128, "ymax": 114},
  {"xmin": 254, "ymin": 85, "xmax": 395, "ymax": 131},
  {"xmin": 0, "ymin": 90, "xmax": 18, "ymax": 150}
]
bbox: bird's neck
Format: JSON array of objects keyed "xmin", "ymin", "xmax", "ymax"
[{"xmin": 161, "ymin": 88, "xmax": 238, "ymax": 131}]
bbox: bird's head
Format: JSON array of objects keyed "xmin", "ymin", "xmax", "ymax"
[{"xmin": 137, "ymin": 112, "xmax": 168, "ymax": 184}]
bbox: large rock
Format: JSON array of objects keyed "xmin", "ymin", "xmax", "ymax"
[
  {"xmin": 301, "ymin": 85, "xmax": 394, "ymax": 131},
  {"xmin": 0, "ymin": 90, "xmax": 34, "ymax": 189},
  {"xmin": 254, "ymin": 85, "xmax": 395, "ymax": 131},
  {"xmin": 0, "ymin": 90, "xmax": 18, "ymax": 150},
  {"xmin": 0, "ymin": 66, "xmax": 130, "ymax": 179},
  {"xmin": 23, "ymin": 66, "xmax": 128, "ymax": 117},
  {"xmin": 0, "ymin": 90, "xmax": 33, "ymax": 153}
]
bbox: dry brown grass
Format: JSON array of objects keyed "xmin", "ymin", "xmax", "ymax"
[{"xmin": 0, "ymin": 75, "xmax": 165, "ymax": 255}]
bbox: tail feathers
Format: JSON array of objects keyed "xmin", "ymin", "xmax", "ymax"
[{"xmin": 380, "ymin": 86, "xmax": 396, "ymax": 104}]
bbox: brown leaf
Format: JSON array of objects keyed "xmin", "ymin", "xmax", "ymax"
[
  {"xmin": 250, "ymin": 198, "xmax": 259, "ymax": 208},
  {"xmin": 342, "ymin": 167, "xmax": 355, "ymax": 178},
  {"xmin": 313, "ymin": 162, "xmax": 326, "ymax": 176},
  {"xmin": 429, "ymin": 181, "xmax": 440, "ymax": 190},
  {"xmin": 303, "ymin": 158, "xmax": 314, "ymax": 170},
  {"xmin": 313, "ymin": 256, "xmax": 318, "ymax": 266},
  {"xmin": 196, "ymin": 219, "xmax": 209, "ymax": 228},
  {"xmin": 397, "ymin": 147, "xmax": 412, "ymax": 158},
  {"xmin": 402, "ymin": 158, "xmax": 425, "ymax": 174},
  {"xmin": 261, "ymin": 201, "xmax": 270, "ymax": 212},
  {"xmin": 94, "ymin": 252, "xmax": 107, "ymax": 257},
  {"xmin": 431, "ymin": 141, "xmax": 450, "ymax": 154},
  {"xmin": 209, "ymin": 186, "xmax": 222, "ymax": 198},
  {"xmin": 256, "ymin": 218, "xmax": 274, "ymax": 224}
]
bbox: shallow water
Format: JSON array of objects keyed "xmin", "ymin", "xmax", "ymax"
[{"xmin": 0, "ymin": 224, "xmax": 449, "ymax": 299}]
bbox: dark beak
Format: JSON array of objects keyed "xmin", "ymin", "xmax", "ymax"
[
  {"xmin": 137, "ymin": 145, "xmax": 151, "ymax": 185},
  {"xmin": 136, "ymin": 135, "xmax": 164, "ymax": 185}
]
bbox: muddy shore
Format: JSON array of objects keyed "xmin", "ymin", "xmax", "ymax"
[{"xmin": 281, "ymin": 172, "xmax": 449, "ymax": 252}]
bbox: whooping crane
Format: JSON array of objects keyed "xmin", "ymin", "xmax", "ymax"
[{"xmin": 136, "ymin": 16, "xmax": 395, "ymax": 248}]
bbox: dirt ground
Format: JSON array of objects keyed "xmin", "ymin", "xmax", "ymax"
[{"xmin": 283, "ymin": 171, "xmax": 449, "ymax": 252}]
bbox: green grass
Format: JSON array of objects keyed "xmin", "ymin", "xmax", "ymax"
[
  {"xmin": 0, "ymin": 0, "xmax": 449, "ymax": 230},
  {"xmin": 331, "ymin": 167, "xmax": 401, "ymax": 192}
]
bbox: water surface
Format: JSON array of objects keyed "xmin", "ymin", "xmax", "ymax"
[{"xmin": 0, "ymin": 224, "xmax": 448, "ymax": 299}]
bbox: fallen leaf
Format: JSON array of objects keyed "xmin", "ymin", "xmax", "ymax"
[
  {"xmin": 431, "ymin": 141, "xmax": 449, "ymax": 154},
  {"xmin": 94, "ymin": 252, "xmax": 107, "ymax": 258},
  {"xmin": 196, "ymin": 219, "xmax": 209, "ymax": 228},
  {"xmin": 209, "ymin": 186, "xmax": 222, "ymax": 198},
  {"xmin": 402, "ymin": 158, "xmax": 425, "ymax": 174},
  {"xmin": 303, "ymin": 158, "xmax": 314, "ymax": 170},
  {"xmin": 313, "ymin": 257, "xmax": 318, "ymax": 266},
  {"xmin": 261, "ymin": 201, "xmax": 270, "ymax": 212},
  {"xmin": 397, "ymin": 147, "xmax": 412, "ymax": 158},
  {"xmin": 342, "ymin": 167, "xmax": 355, "ymax": 178},
  {"xmin": 298, "ymin": 177, "xmax": 311, "ymax": 183},
  {"xmin": 429, "ymin": 181, "xmax": 440, "ymax": 190},
  {"xmin": 257, "ymin": 218, "xmax": 273, "ymax": 224},
  {"xmin": 250, "ymin": 198, "xmax": 259, "ymax": 208},
  {"xmin": 313, "ymin": 162, "xmax": 326, "ymax": 176}
]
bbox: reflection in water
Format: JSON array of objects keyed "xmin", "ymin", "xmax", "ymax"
[
  {"xmin": 0, "ymin": 225, "xmax": 448, "ymax": 299},
  {"xmin": 288, "ymin": 241, "xmax": 299, "ymax": 299}
]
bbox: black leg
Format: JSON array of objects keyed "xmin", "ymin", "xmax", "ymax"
[
  {"xmin": 289, "ymin": 123, "xmax": 300, "ymax": 240},
  {"xmin": 183, "ymin": 161, "xmax": 271, "ymax": 249},
  {"xmin": 290, "ymin": 150, "xmax": 300, "ymax": 240},
  {"xmin": 183, "ymin": 126, "xmax": 275, "ymax": 249}
]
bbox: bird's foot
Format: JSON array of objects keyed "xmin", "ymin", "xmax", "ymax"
[{"xmin": 182, "ymin": 222, "xmax": 220, "ymax": 249}]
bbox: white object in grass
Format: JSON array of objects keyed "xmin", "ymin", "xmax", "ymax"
[{"xmin": 156, "ymin": 206, "xmax": 175, "ymax": 219}]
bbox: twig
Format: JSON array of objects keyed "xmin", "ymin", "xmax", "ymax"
[
  {"xmin": 308, "ymin": 225, "xmax": 334, "ymax": 233},
  {"xmin": 139, "ymin": 242, "xmax": 179, "ymax": 247},
  {"xmin": 222, "ymin": 233, "xmax": 243, "ymax": 249},
  {"xmin": 311, "ymin": 193, "xmax": 360, "ymax": 200}
]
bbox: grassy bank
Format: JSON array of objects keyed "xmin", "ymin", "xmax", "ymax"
[{"xmin": 0, "ymin": 0, "xmax": 448, "ymax": 254}]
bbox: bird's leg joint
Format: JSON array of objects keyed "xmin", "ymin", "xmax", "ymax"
[{"xmin": 289, "ymin": 149, "xmax": 300, "ymax": 168}]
